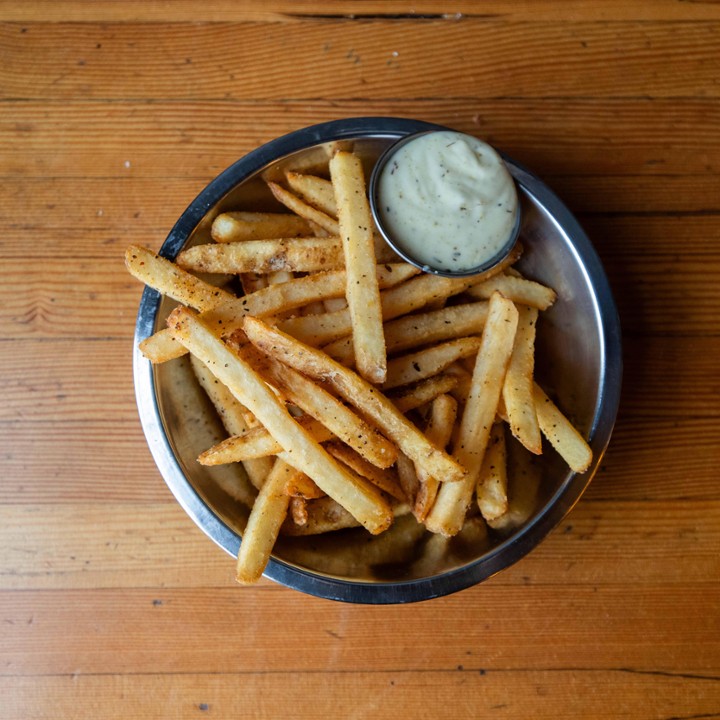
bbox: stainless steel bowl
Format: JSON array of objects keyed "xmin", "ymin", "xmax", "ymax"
[{"xmin": 133, "ymin": 117, "xmax": 622, "ymax": 604}]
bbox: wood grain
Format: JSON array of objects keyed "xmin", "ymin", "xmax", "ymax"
[
  {"xmin": 2, "ymin": 584, "xmax": 718, "ymax": 675},
  {"xmin": 2, "ymin": 100, "xmax": 718, "ymax": 179},
  {"xmin": 3, "ymin": 670, "xmax": 720, "ymax": 720},
  {"xmin": 2, "ymin": 21, "xmax": 718, "ymax": 100}
]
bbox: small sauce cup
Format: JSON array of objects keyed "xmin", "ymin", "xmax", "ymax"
[{"xmin": 369, "ymin": 130, "xmax": 522, "ymax": 278}]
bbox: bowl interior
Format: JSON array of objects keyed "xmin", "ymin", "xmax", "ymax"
[{"xmin": 136, "ymin": 120, "xmax": 620, "ymax": 602}]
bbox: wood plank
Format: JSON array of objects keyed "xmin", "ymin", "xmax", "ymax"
[
  {"xmin": 1, "ymin": 584, "xmax": 718, "ymax": 674},
  {"xmin": 2, "ymin": 21, "xmax": 718, "ymax": 101},
  {"xmin": 1, "ymin": 99, "xmax": 718, "ymax": 179},
  {"xmin": 2, "ymin": 176, "xmax": 719, "ymax": 237},
  {"xmin": 1, "ymin": 499, "xmax": 718, "ymax": 590},
  {"xmin": 0, "ymin": 420, "xmax": 169, "ymax": 504},
  {"xmin": 585, "ymin": 416, "xmax": 720, "ymax": 502},
  {"xmin": 3, "ymin": 669, "xmax": 719, "ymax": 720},
  {"xmin": 2, "ymin": 0, "xmax": 719, "ymax": 22}
]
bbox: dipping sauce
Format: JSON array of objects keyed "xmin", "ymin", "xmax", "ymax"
[{"xmin": 373, "ymin": 130, "xmax": 519, "ymax": 275}]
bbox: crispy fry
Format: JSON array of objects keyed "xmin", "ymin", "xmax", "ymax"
[
  {"xmin": 198, "ymin": 414, "xmax": 334, "ymax": 466},
  {"xmin": 533, "ymin": 383, "xmax": 593, "ymax": 473},
  {"xmin": 177, "ymin": 237, "xmax": 346, "ymax": 274},
  {"xmin": 466, "ymin": 272, "xmax": 557, "ymax": 310},
  {"xmin": 502, "ymin": 305, "xmax": 542, "ymax": 454},
  {"xmin": 330, "ymin": 150, "xmax": 387, "ymax": 383},
  {"xmin": 389, "ymin": 374, "xmax": 459, "ymax": 414},
  {"xmin": 325, "ymin": 442, "xmax": 406, "ymax": 502},
  {"xmin": 242, "ymin": 347, "xmax": 398, "ymax": 469},
  {"xmin": 488, "ymin": 444, "xmax": 542, "ymax": 532},
  {"xmin": 190, "ymin": 354, "xmax": 273, "ymax": 490},
  {"xmin": 286, "ymin": 172, "xmax": 337, "ymax": 216},
  {"xmin": 125, "ymin": 245, "xmax": 234, "ymax": 311},
  {"xmin": 476, "ymin": 422, "xmax": 509, "ymax": 521},
  {"xmin": 167, "ymin": 307, "xmax": 393, "ymax": 534},
  {"xmin": 324, "ymin": 301, "xmax": 489, "ymax": 365},
  {"xmin": 235, "ymin": 459, "xmax": 293, "ymax": 584},
  {"xmin": 243, "ymin": 316, "xmax": 468, "ymax": 484},
  {"xmin": 140, "ymin": 264, "xmax": 416, "ymax": 364},
  {"xmin": 211, "ymin": 211, "xmax": 312, "ymax": 243},
  {"xmin": 382, "ymin": 336, "xmax": 482, "ymax": 390},
  {"xmin": 414, "ymin": 394, "xmax": 458, "ymax": 521},
  {"xmin": 267, "ymin": 180, "xmax": 340, "ymax": 235},
  {"xmin": 425, "ymin": 292, "xmax": 519, "ymax": 536}
]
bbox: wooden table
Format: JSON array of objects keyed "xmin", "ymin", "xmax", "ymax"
[{"xmin": 2, "ymin": 2, "xmax": 719, "ymax": 717}]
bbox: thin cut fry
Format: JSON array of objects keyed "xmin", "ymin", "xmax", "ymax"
[
  {"xmin": 476, "ymin": 422, "xmax": 509, "ymax": 521},
  {"xmin": 326, "ymin": 442, "xmax": 406, "ymax": 502},
  {"xmin": 140, "ymin": 264, "xmax": 417, "ymax": 363},
  {"xmin": 389, "ymin": 374, "xmax": 459, "ymax": 414},
  {"xmin": 330, "ymin": 150, "xmax": 387, "ymax": 383},
  {"xmin": 533, "ymin": 383, "xmax": 593, "ymax": 473},
  {"xmin": 212, "ymin": 211, "xmax": 312, "ymax": 243},
  {"xmin": 324, "ymin": 301, "xmax": 489, "ymax": 365},
  {"xmin": 167, "ymin": 307, "xmax": 393, "ymax": 534},
  {"xmin": 243, "ymin": 316, "xmax": 467, "ymax": 484},
  {"xmin": 235, "ymin": 459, "xmax": 293, "ymax": 584},
  {"xmin": 414, "ymin": 394, "xmax": 458, "ymax": 521},
  {"xmin": 425, "ymin": 292, "xmax": 519, "ymax": 536},
  {"xmin": 382, "ymin": 336, "xmax": 482, "ymax": 390},
  {"xmin": 286, "ymin": 172, "xmax": 337, "ymax": 216},
  {"xmin": 125, "ymin": 245, "xmax": 234, "ymax": 311},
  {"xmin": 466, "ymin": 272, "xmax": 557, "ymax": 310},
  {"xmin": 502, "ymin": 305, "xmax": 542, "ymax": 454},
  {"xmin": 176, "ymin": 237, "xmax": 346, "ymax": 274},
  {"xmin": 267, "ymin": 180, "xmax": 340, "ymax": 235},
  {"xmin": 190, "ymin": 354, "xmax": 273, "ymax": 490},
  {"xmin": 243, "ymin": 347, "xmax": 398, "ymax": 469},
  {"xmin": 198, "ymin": 414, "xmax": 334, "ymax": 465}
]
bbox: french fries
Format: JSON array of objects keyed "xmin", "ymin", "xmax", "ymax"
[
  {"xmin": 330, "ymin": 150, "xmax": 387, "ymax": 384},
  {"xmin": 167, "ymin": 306, "xmax": 393, "ymax": 535},
  {"xmin": 126, "ymin": 146, "xmax": 595, "ymax": 583}
]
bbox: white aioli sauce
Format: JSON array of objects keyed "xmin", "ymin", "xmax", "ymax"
[{"xmin": 376, "ymin": 131, "xmax": 519, "ymax": 274}]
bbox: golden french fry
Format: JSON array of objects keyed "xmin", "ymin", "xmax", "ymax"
[
  {"xmin": 330, "ymin": 150, "xmax": 387, "ymax": 384},
  {"xmin": 325, "ymin": 442, "xmax": 406, "ymax": 502},
  {"xmin": 488, "ymin": 443, "xmax": 542, "ymax": 532},
  {"xmin": 243, "ymin": 316, "xmax": 468, "ymax": 485},
  {"xmin": 414, "ymin": 394, "xmax": 458, "ymax": 522},
  {"xmin": 533, "ymin": 383, "xmax": 593, "ymax": 473},
  {"xmin": 176, "ymin": 237, "xmax": 346, "ymax": 274},
  {"xmin": 285, "ymin": 172, "xmax": 337, "ymax": 217},
  {"xmin": 243, "ymin": 347, "xmax": 398, "ymax": 469},
  {"xmin": 211, "ymin": 211, "xmax": 312, "ymax": 243},
  {"xmin": 324, "ymin": 301, "xmax": 489, "ymax": 365},
  {"xmin": 286, "ymin": 473, "xmax": 325, "ymax": 500},
  {"xmin": 389, "ymin": 374, "xmax": 458, "ymax": 414},
  {"xmin": 383, "ymin": 336, "xmax": 482, "ymax": 390},
  {"xmin": 502, "ymin": 305, "xmax": 542, "ymax": 454},
  {"xmin": 198, "ymin": 414, "xmax": 334, "ymax": 465},
  {"xmin": 140, "ymin": 264, "xmax": 416, "ymax": 364},
  {"xmin": 235, "ymin": 459, "xmax": 293, "ymax": 584},
  {"xmin": 396, "ymin": 452, "xmax": 420, "ymax": 507},
  {"xmin": 466, "ymin": 272, "xmax": 557, "ymax": 310},
  {"xmin": 167, "ymin": 307, "xmax": 393, "ymax": 535},
  {"xmin": 125, "ymin": 245, "xmax": 234, "ymax": 311},
  {"xmin": 278, "ymin": 271, "xmax": 485, "ymax": 348},
  {"xmin": 267, "ymin": 180, "xmax": 340, "ymax": 235},
  {"xmin": 476, "ymin": 422, "xmax": 509, "ymax": 521},
  {"xmin": 425, "ymin": 292, "xmax": 519, "ymax": 537},
  {"xmin": 190, "ymin": 354, "xmax": 274, "ymax": 490}
]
